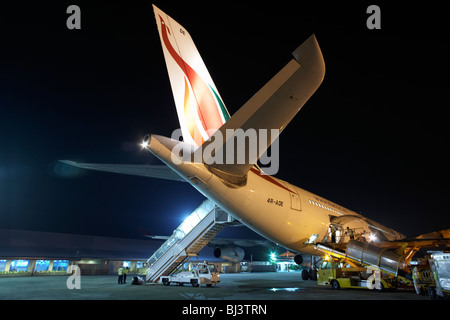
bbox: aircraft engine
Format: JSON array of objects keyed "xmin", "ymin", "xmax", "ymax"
[
  {"xmin": 294, "ymin": 254, "xmax": 303, "ymax": 265},
  {"xmin": 213, "ymin": 247, "xmax": 245, "ymax": 262}
]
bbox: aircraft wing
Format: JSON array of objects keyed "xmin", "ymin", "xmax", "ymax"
[
  {"xmin": 208, "ymin": 238, "xmax": 272, "ymax": 248},
  {"xmin": 59, "ymin": 160, "xmax": 186, "ymax": 182},
  {"xmin": 379, "ymin": 229, "xmax": 450, "ymax": 249},
  {"xmin": 145, "ymin": 234, "xmax": 272, "ymax": 247},
  {"xmin": 145, "ymin": 235, "xmax": 170, "ymax": 240},
  {"xmin": 357, "ymin": 229, "xmax": 450, "ymax": 266}
]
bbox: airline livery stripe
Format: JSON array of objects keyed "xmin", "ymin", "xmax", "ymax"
[
  {"xmin": 159, "ymin": 15, "xmax": 224, "ymax": 135},
  {"xmin": 209, "ymin": 84, "xmax": 230, "ymax": 122},
  {"xmin": 250, "ymin": 168, "xmax": 295, "ymax": 194},
  {"xmin": 183, "ymin": 77, "xmax": 204, "ymax": 145}
]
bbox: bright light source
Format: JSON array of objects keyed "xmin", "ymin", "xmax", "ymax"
[
  {"xmin": 140, "ymin": 141, "xmax": 149, "ymax": 149},
  {"xmin": 141, "ymin": 134, "xmax": 151, "ymax": 149},
  {"xmin": 369, "ymin": 233, "xmax": 377, "ymax": 242},
  {"xmin": 269, "ymin": 252, "xmax": 277, "ymax": 263},
  {"xmin": 305, "ymin": 233, "xmax": 319, "ymax": 244}
]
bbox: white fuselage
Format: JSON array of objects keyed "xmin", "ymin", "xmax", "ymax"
[{"xmin": 148, "ymin": 135, "xmax": 405, "ymax": 255}]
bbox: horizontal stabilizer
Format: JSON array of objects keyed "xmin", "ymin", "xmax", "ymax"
[
  {"xmin": 59, "ymin": 160, "xmax": 186, "ymax": 182},
  {"xmin": 195, "ymin": 35, "xmax": 325, "ymax": 182}
]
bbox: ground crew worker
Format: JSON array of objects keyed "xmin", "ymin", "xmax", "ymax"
[
  {"xmin": 330, "ymin": 226, "xmax": 336, "ymax": 243},
  {"xmin": 118, "ymin": 265, "xmax": 124, "ymax": 284},
  {"xmin": 346, "ymin": 227, "xmax": 354, "ymax": 240},
  {"xmin": 123, "ymin": 267, "xmax": 128, "ymax": 284},
  {"xmin": 412, "ymin": 266, "xmax": 421, "ymax": 294}
]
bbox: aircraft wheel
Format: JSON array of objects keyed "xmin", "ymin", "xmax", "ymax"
[
  {"xmin": 331, "ymin": 280, "xmax": 340, "ymax": 290},
  {"xmin": 301, "ymin": 269, "xmax": 309, "ymax": 280},
  {"xmin": 309, "ymin": 269, "xmax": 317, "ymax": 281},
  {"xmin": 162, "ymin": 278, "xmax": 170, "ymax": 286},
  {"xmin": 191, "ymin": 279, "xmax": 199, "ymax": 287}
]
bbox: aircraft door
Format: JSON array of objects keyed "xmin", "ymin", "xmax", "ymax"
[{"xmin": 289, "ymin": 192, "xmax": 301, "ymax": 211}]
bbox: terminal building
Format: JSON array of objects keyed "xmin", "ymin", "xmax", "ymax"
[
  {"xmin": 0, "ymin": 202, "xmax": 303, "ymax": 278},
  {"xmin": 0, "ymin": 229, "xmax": 290, "ymax": 277},
  {"xmin": 0, "ymin": 229, "xmax": 164, "ymax": 276}
]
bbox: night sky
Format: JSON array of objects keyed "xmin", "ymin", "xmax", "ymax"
[{"xmin": 0, "ymin": 1, "xmax": 448, "ymax": 241}]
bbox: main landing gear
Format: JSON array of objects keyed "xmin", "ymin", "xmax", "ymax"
[
  {"xmin": 301, "ymin": 268, "xmax": 317, "ymax": 281},
  {"xmin": 295, "ymin": 254, "xmax": 318, "ymax": 281}
]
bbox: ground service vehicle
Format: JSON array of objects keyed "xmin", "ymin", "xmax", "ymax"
[
  {"xmin": 317, "ymin": 259, "xmax": 400, "ymax": 290},
  {"xmin": 160, "ymin": 263, "xmax": 219, "ymax": 287},
  {"xmin": 316, "ymin": 241, "xmax": 413, "ymax": 291},
  {"xmin": 412, "ymin": 252, "xmax": 450, "ymax": 299}
]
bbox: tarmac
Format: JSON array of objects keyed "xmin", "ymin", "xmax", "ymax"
[
  {"xmin": 0, "ymin": 271, "xmax": 432, "ymax": 300},
  {"xmin": 2, "ymin": 271, "xmax": 444, "ymax": 318}
]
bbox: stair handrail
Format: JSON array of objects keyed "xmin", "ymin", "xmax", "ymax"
[{"xmin": 147, "ymin": 199, "xmax": 215, "ymax": 266}]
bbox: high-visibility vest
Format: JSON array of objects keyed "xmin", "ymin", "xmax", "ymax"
[{"xmin": 118, "ymin": 267, "xmax": 123, "ymax": 275}]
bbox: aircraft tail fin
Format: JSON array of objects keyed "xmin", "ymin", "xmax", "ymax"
[{"xmin": 153, "ymin": 5, "xmax": 230, "ymax": 147}]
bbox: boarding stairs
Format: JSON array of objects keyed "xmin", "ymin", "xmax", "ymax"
[{"xmin": 146, "ymin": 199, "xmax": 232, "ymax": 283}]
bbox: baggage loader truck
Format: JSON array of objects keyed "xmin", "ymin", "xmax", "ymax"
[{"xmin": 316, "ymin": 240, "xmax": 412, "ymax": 290}]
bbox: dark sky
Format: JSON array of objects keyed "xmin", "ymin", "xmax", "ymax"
[{"xmin": 0, "ymin": 1, "xmax": 448, "ymax": 240}]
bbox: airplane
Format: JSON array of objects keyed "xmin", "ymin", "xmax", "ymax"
[{"xmin": 62, "ymin": 5, "xmax": 449, "ymax": 273}]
